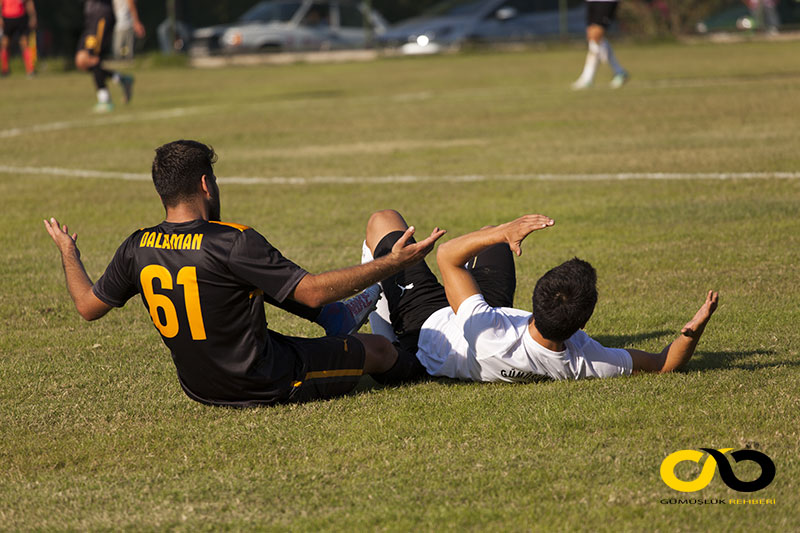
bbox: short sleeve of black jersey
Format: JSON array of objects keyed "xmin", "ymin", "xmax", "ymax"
[
  {"xmin": 228, "ymin": 229, "xmax": 308, "ymax": 303},
  {"xmin": 92, "ymin": 233, "xmax": 139, "ymax": 307}
]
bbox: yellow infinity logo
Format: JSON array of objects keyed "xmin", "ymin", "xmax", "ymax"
[
  {"xmin": 660, "ymin": 448, "xmax": 776, "ymax": 492},
  {"xmin": 660, "ymin": 448, "xmax": 733, "ymax": 492}
]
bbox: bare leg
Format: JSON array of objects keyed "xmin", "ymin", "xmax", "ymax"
[
  {"xmin": 365, "ymin": 209, "xmax": 409, "ymax": 254},
  {"xmin": 354, "ymin": 333, "xmax": 397, "ymax": 374}
]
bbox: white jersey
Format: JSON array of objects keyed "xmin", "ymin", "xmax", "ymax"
[
  {"xmin": 417, "ymin": 294, "xmax": 632, "ymax": 382},
  {"xmin": 113, "ymin": 0, "xmax": 133, "ymax": 29}
]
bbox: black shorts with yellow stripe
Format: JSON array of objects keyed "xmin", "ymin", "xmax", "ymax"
[
  {"xmin": 78, "ymin": 0, "xmax": 115, "ymax": 57},
  {"xmin": 275, "ymin": 333, "xmax": 366, "ymax": 403}
]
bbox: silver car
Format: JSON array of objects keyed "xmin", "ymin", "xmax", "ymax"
[{"xmin": 190, "ymin": 0, "xmax": 388, "ymax": 55}]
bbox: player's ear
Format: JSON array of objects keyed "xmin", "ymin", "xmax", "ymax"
[{"xmin": 200, "ymin": 174, "xmax": 210, "ymax": 196}]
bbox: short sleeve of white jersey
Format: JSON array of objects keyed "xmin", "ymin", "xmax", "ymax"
[
  {"xmin": 565, "ymin": 330, "xmax": 633, "ymax": 378},
  {"xmin": 455, "ymin": 294, "xmax": 524, "ymax": 360}
]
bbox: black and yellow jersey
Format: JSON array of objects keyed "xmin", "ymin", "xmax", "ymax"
[{"xmin": 93, "ymin": 219, "xmax": 309, "ymax": 406}]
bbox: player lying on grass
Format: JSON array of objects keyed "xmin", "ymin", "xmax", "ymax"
[
  {"xmin": 362, "ymin": 209, "xmax": 719, "ymax": 382},
  {"xmin": 44, "ymin": 140, "xmax": 445, "ymax": 407}
]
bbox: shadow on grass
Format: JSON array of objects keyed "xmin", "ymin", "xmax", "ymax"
[
  {"xmin": 687, "ymin": 349, "xmax": 786, "ymax": 371},
  {"xmin": 592, "ymin": 330, "xmax": 672, "ymax": 349}
]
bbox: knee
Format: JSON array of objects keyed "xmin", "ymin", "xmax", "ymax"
[
  {"xmin": 367, "ymin": 209, "xmax": 402, "ymax": 230},
  {"xmin": 359, "ymin": 334, "xmax": 396, "ymax": 374},
  {"xmin": 366, "ymin": 209, "xmax": 406, "ymax": 251},
  {"xmin": 75, "ymin": 52, "xmax": 96, "ymax": 71},
  {"xmin": 587, "ymin": 25, "xmax": 604, "ymax": 43}
]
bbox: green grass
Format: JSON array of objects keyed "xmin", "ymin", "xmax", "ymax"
[{"xmin": 2, "ymin": 40, "xmax": 800, "ymax": 531}]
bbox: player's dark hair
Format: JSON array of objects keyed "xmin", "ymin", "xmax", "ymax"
[
  {"xmin": 531, "ymin": 258, "xmax": 597, "ymax": 342},
  {"xmin": 152, "ymin": 140, "xmax": 218, "ymax": 206}
]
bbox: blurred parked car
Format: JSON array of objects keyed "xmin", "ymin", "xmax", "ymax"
[
  {"xmin": 190, "ymin": 0, "xmax": 387, "ymax": 55},
  {"xmin": 378, "ymin": 0, "xmax": 585, "ymax": 55},
  {"xmin": 695, "ymin": 1, "xmax": 800, "ymax": 34}
]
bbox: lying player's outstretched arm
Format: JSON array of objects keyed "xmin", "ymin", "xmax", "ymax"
[
  {"xmin": 628, "ymin": 290, "xmax": 719, "ymax": 373},
  {"xmin": 437, "ymin": 215, "xmax": 554, "ymax": 313},
  {"xmin": 44, "ymin": 218, "xmax": 112, "ymax": 321},
  {"xmin": 291, "ymin": 225, "xmax": 446, "ymax": 308}
]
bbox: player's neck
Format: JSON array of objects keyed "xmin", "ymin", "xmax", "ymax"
[
  {"xmin": 529, "ymin": 320, "xmax": 565, "ymax": 352},
  {"xmin": 164, "ymin": 200, "xmax": 209, "ymax": 223}
]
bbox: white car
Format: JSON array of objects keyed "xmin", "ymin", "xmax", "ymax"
[{"xmin": 191, "ymin": 0, "xmax": 387, "ymax": 55}]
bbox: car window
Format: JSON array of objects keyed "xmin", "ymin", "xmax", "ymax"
[
  {"xmin": 491, "ymin": 0, "xmax": 582, "ymax": 16},
  {"xmin": 422, "ymin": 0, "xmax": 488, "ymax": 17},
  {"xmin": 239, "ymin": 1, "xmax": 302, "ymax": 23},
  {"xmin": 497, "ymin": 0, "xmax": 558, "ymax": 14},
  {"xmin": 340, "ymin": 4, "xmax": 365, "ymax": 28},
  {"xmin": 301, "ymin": 2, "xmax": 331, "ymax": 26}
]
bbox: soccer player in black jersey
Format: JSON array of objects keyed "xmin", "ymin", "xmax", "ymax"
[
  {"xmin": 45, "ymin": 140, "xmax": 445, "ymax": 407},
  {"xmin": 75, "ymin": 0, "xmax": 144, "ymax": 112}
]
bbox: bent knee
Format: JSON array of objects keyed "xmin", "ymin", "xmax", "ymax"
[
  {"xmin": 366, "ymin": 209, "xmax": 407, "ymax": 251},
  {"xmin": 356, "ymin": 334, "xmax": 396, "ymax": 373}
]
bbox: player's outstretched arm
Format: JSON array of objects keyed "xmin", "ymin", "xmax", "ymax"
[
  {"xmin": 628, "ymin": 291, "xmax": 719, "ymax": 374},
  {"xmin": 44, "ymin": 218, "xmax": 112, "ymax": 321},
  {"xmin": 291, "ymin": 225, "xmax": 446, "ymax": 308},
  {"xmin": 437, "ymin": 215, "xmax": 554, "ymax": 313}
]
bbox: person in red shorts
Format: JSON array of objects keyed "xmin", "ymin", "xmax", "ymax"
[{"xmin": 0, "ymin": 0, "xmax": 36, "ymax": 77}]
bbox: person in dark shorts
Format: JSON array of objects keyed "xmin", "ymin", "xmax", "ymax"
[
  {"xmin": 75, "ymin": 0, "xmax": 144, "ymax": 112},
  {"xmin": 44, "ymin": 140, "xmax": 445, "ymax": 407},
  {"xmin": 0, "ymin": 0, "xmax": 36, "ymax": 76},
  {"xmin": 362, "ymin": 210, "xmax": 719, "ymax": 382},
  {"xmin": 572, "ymin": 0, "xmax": 628, "ymax": 90}
]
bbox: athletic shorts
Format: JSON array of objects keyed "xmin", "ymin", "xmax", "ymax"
[
  {"xmin": 587, "ymin": 1, "xmax": 619, "ymax": 29},
  {"xmin": 2, "ymin": 15, "xmax": 29, "ymax": 43},
  {"xmin": 278, "ymin": 332, "xmax": 367, "ymax": 403},
  {"xmin": 78, "ymin": 1, "xmax": 115, "ymax": 57},
  {"xmin": 374, "ymin": 231, "xmax": 516, "ymax": 355}
]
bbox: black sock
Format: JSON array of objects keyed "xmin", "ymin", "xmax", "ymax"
[
  {"xmin": 91, "ymin": 65, "xmax": 114, "ymax": 89},
  {"xmin": 372, "ymin": 344, "xmax": 427, "ymax": 385}
]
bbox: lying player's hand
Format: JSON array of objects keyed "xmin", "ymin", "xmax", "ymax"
[
  {"xmin": 502, "ymin": 214, "xmax": 554, "ymax": 256},
  {"xmin": 391, "ymin": 225, "xmax": 447, "ymax": 266}
]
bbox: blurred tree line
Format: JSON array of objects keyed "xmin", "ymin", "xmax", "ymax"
[{"xmin": 619, "ymin": 0, "xmax": 731, "ymax": 36}]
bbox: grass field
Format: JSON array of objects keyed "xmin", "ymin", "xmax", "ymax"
[{"xmin": 2, "ymin": 39, "xmax": 800, "ymax": 531}]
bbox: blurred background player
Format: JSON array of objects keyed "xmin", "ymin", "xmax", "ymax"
[
  {"xmin": 744, "ymin": 0, "xmax": 781, "ymax": 34},
  {"xmin": 112, "ymin": 0, "xmax": 135, "ymax": 59},
  {"xmin": 572, "ymin": 0, "xmax": 628, "ymax": 90},
  {"xmin": 0, "ymin": 0, "xmax": 36, "ymax": 77},
  {"xmin": 75, "ymin": 0, "xmax": 144, "ymax": 112}
]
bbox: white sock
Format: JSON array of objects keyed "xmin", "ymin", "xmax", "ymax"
[
  {"xmin": 97, "ymin": 88, "xmax": 111, "ymax": 104},
  {"xmin": 575, "ymin": 41, "xmax": 600, "ymax": 84},
  {"xmin": 112, "ymin": 72, "xmax": 121, "ymax": 83},
  {"xmin": 600, "ymin": 39, "xmax": 625, "ymax": 75},
  {"xmin": 361, "ymin": 240, "xmax": 397, "ymax": 342}
]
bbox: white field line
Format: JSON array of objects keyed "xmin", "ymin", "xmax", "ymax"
[
  {"xmin": 0, "ymin": 107, "xmax": 212, "ymax": 139},
  {"xmin": 1, "ymin": 165, "xmax": 799, "ymax": 184}
]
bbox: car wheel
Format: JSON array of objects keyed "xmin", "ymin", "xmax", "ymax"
[{"xmin": 259, "ymin": 43, "xmax": 283, "ymax": 53}]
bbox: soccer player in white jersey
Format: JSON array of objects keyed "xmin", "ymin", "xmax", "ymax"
[
  {"xmin": 362, "ymin": 210, "xmax": 719, "ymax": 383},
  {"xmin": 573, "ymin": 0, "xmax": 628, "ymax": 90}
]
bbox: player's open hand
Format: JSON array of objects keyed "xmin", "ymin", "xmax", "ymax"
[
  {"xmin": 681, "ymin": 290, "xmax": 719, "ymax": 339},
  {"xmin": 391, "ymin": 225, "xmax": 447, "ymax": 266},
  {"xmin": 501, "ymin": 214, "xmax": 554, "ymax": 256},
  {"xmin": 44, "ymin": 217, "xmax": 80, "ymax": 258}
]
